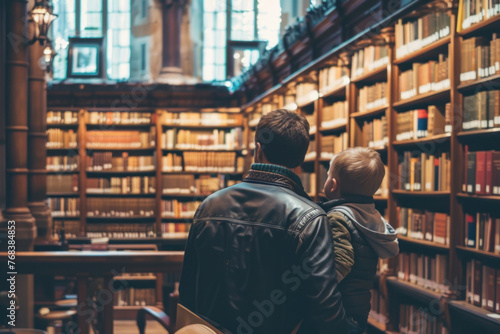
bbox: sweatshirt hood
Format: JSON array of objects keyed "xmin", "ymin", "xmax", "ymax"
[{"xmin": 321, "ymin": 196, "xmax": 399, "ymax": 259}]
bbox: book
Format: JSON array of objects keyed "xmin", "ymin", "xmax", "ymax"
[
  {"xmin": 351, "ymin": 45, "xmax": 389, "ymax": 78},
  {"xmin": 357, "ymin": 82, "xmax": 387, "ymax": 113},
  {"xmin": 319, "ymin": 62, "xmax": 349, "ymax": 95}
]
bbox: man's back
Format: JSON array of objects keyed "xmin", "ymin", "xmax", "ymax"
[{"xmin": 179, "ymin": 167, "xmax": 348, "ymax": 334}]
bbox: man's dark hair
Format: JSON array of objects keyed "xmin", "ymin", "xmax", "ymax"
[{"xmin": 255, "ymin": 109, "xmax": 310, "ymax": 168}]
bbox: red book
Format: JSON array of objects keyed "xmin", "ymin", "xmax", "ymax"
[
  {"xmin": 493, "ymin": 152, "xmax": 500, "ymax": 195},
  {"xmin": 434, "ymin": 213, "xmax": 448, "ymax": 245},
  {"xmin": 486, "ymin": 151, "xmax": 493, "ymax": 195},
  {"xmin": 463, "ymin": 145, "xmax": 469, "ymax": 192},
  {"xmin": 476, "ymin": 151, "xmax": 486, "ymax": 195}
]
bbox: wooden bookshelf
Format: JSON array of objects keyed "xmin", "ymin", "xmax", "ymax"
[
  {"xmin": 392, "ymin": 88, "xmax": 451, "ymax": 110},
  {"xmin": 393, "ymin": 36, "xmax": 451, "ymax": 65},
  {"xmin": 392, "ymin": 190, "xmax": 451, "ymax": 197},
  {"xmin": 456, "ymin": 193, "xmax": 500, "ymax": 202},
  {"xmin": 398, "ymin": 236, "xmax": 450, "ymax": 252},
  {"xmin": 351, "ymin": 106, "xmax": 388, "ymax": 119},
  {"xmin": 392, "ymin": 133, "xmax": 451, "ymax": 149}
]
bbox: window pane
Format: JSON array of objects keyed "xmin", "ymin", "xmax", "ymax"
[
  {"xmin": 203, "ymin": 64, "xmax": 215, "ymax": 81},
  {"xmin": 231, "ymin": 12, "xmax": 254, "ymax": 40},
  {"xmin": 215, "ymin": 48, "xmax": 226, "ymax": 65},
  {"xmin": 107, "ymin": 0, "xmax": 131, "ymax": 80},
  {"xmin": 215, "ymin": 30, "xmax": 226, "ymax": 47},
  {"xmin": 204, "ymin": 29, "xmax": 215, "ymax": 47},
  {"xmin": 215, "ymin": 12, "xmax": 226, "ymax": 29},
  {"xmin": 215, "ymin": 65, "xmax": 226, "ymax": 80},
  {"xmin": 257, "ymin": 0, "xmax": 281, "ymax": 49},
  {"xmin": 204, "ymin": 48, "xmax": 215, "ymax": 65},
  {"xmin": 204, "ymin": 13, "xmax": 214, "ymax": 28},
  {"xmin": 232, "ymin": 0, "xmax": 254, "ymax": 11}
]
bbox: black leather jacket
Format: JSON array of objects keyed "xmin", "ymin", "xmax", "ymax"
[{"xmin": 179, "ymin": 164, "xmax": 348, "ymax": 334}]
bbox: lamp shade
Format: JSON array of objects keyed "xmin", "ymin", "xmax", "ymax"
[{"xmin": 30, "ymin": 1, "xmax": 58, "ymax": 44}]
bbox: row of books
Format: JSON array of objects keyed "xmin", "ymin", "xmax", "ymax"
[
  {"xmin": 163, "ymin": 128, "xmax": 244, "ymax": 150},
  {"xmin": 53, "ymin": 220, "xmax": 80, "ymax": 238},
  {"xmin": 458, "ymin": 0, "xmax": 500, "ymax": 31},
  {"xmin": 320, "ymin": 132, "xmax": 349, "ymax": 159},
  {"xmin": 463, "ymin": 149, "xmax": 500, "ymax": 195},
  {"xmin": 296, "ymin": 82, "xmax": 318, "ymax": 106},
  {"xmin": 397, "ymin": 252, "xmax": 449, "ymax": 294},
  {"xmin": 357, "ymin": 82, "xmax": 387, "ymax": 113},
  {"xmin": 183, "ymin": 152, "xmax": 244, "ymax": 173},
  {"xmin": 460, "ymin": 34, "xmax": 500, "ymax": 82},
  {"xmin": 86, "ymin": 223, "xmax": 156, "ymax": 238},
  {"xmin": 46, "ymin": 129, "xmax": 78, "ymax": 149},
  {"xmin": 162, "ymin": 153, "xmax": 183, "ymax": 172},
  {"xmin": 47, "ymin": 197, "xmax": 80, "ymax": 217},
  {"xmin": 462, "ymin": 90, "xmax": 500, "ymax": 131},
  {"xmin": 464, "ymin": 212, "xmax": 500, "ymax": 252},
  {"xmin": 399, "ymin": 152, "xmax": 451, "ymax": 191},
  {"xmin": 369, "ymin": 289, "xmax": 388, "ymax": 327},
  {"xmin": 161, "ymin": 200, "xmax": 202, "ymax": 218},
  {"xmin": 86, "ymin": 177, "xmax": 156, "ymax": 194},
  {"xmin": 304, "ymin": 139, "xmax": 317, "ymax": 161},
  {"xmin": 162, "ymin": 174, "xmax": 238, "ymax": 195},
  {"xmin": 161, "ymin": 112, "xmax": 242, "ymax": 126},
  {"xmin": 87, "ymin": 198, "xmax": 155, "ymax": 217},
  {"xmin": 115, "ymin": 288, "xmax": 156, "ymax": 307},
  {"xmin": 86, "ymin": 111, "xmax": 154, "ymax": 125},
  {"xmin": 399, "ymin": 55, "xmax": 450, "ymax": 100},
  {"xmin": 358, "ymin": 116, "xmax": 388, "ymax": 149},
  {"xmin": 351, "ymin": 45, "xmax": 389, "ymax": 79},
  {"xmin": 397, "ymin": 208, "xmax": 450, "ymax": 245},
  {"xmin": 47, "ymin": 156, "xmax": 79, "ymax": 172},
  {"xmin": 305, "ymin": 114, "xmax": 317, "ymax": 134},
  {"xmin": 398, "ymin": 303, "xmax": 449, "ymax": 334},
  {"xmin": 162, "ymin": 222, "xmax": 192, "ymax": 235},
  {"xmin": 47, "ymin": 174, "xmax": 79, "ymax": 193},
  {"xmin": 86, "ymin": 152, "xmax": 156, "ymax": 171},
  {"xmin": 47, "ymin": 110, "xmax": 79, "ymax": 124},
  {"xmin": 395, "ymin": 11, "xmax": 451, "ymax": 59},
  {"xmin": 300, "ymin": 172, "xmax": 316, "ymax": 195},
  {"xmin": 318, "ymin": 64, "xmax": 349, "ymax": 95},
  {"xmin": 321, "ymin": 101, "xmax": 348, "ymax": 129},
  {"xmin": 86, "ymin": 129, "xmax": 156, "ymax": 149},
  {"xmin": 395, "ymin": 104, "xmax": 452, "ymax": 141},
  {"xmin": 375, "ymin": 165, "xmax": 389, "ymax": 198},
  {"xmin": 465, "ymin": 260, "xmax": 500, "ymax": 313}
]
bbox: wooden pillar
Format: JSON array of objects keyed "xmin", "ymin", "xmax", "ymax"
[
  {"xmin": 159, "ymin": 0, "xmax": 185, "ymax": 79},
  {"xmin": 28, "ymin": 34, "xmax": 52, "ymax": 241},
  {"xmin": 0, "ymin": 0, "xmax": 6, "ymax": 214},
  {"xmin": 1, "ymin": 0, "xmax": 37, "ymax": 249}
]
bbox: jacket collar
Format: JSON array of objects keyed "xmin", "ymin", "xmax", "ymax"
[
  {"xmin": 244, "ymin": 163, "xmax": 311, "ymax": 200},
  {"xmin": 321, "ymin": 195, "xmax": 374, "ymax": 212}
]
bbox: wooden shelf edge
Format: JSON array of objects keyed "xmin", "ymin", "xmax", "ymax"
[
  {"xmin": 458, "ymin": 73, "xmax": 500, "ymax": 92},
  {"xmin": 456, "ymin": 193, "xmax": 500, "ymax": 201},
  {"xmin": 394, "ymin": 36, "xmax": 451, "ymax": 65},
  {"xmin": 458, "ymin": 14, "xmax": 500, "ymax": 37},
  {"xmin": 448, "ymin": 301, "xmax": 500, "ymax": 330},
  {"xmin": 457, "ymin": 128, "xmax": 500, "ymax": 138},
  {"xmin": 392, "ymin": 133, "xmax": 451, "ymax": 148},
  {"xmin": 398, "ymin": 236, "xmax": 450, "ymax": 251},
  {"xmin": 393, "ymin": 89, "xmax": 450, "ymax": 109},
  {"xmin": 386, "ymin": 277, "xmax": 443, "ymax": 303},
  {"xmin": 351, "ymin": 106, "xmax": 388, "ymax": 119},
  {"xmin": 455, "ymin": 246, "xmax": 500, "ymax": 261},
  {"xmin": 392, "ymin": 190, "xmax": 450, "ymax": 196},
  {"xmin": 351, "ymin": 66, "xmax": 387, "ymax": 84}
]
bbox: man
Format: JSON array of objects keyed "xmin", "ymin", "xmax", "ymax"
[{"xmin": 179, "ymin": 109, "xmax": 348, "ymax": 334}]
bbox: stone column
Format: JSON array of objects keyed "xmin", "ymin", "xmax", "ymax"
[
  {"xmin": 158, "ymin": 0, "xmax": 185, "ymax": 83},
  {"xmin": 1, "ymin": 0, "xmax": 37, "ymax": 329},
  {"xmin": 28, "ymin": 32, "xmax": 52, "ymax": 241}
]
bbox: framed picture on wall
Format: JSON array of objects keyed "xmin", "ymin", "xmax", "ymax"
[{"xmin": 67, "ymin": 37, "xmax": 104, "ymax": 79}]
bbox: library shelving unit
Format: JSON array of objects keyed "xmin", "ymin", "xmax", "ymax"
[{"xmin": 238, "ymin": 0, "xmax": 500, "ymax": 332}]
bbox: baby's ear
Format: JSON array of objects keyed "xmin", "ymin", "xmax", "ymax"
[{"xmin": 331, "ymin": 178, "xmax": 338, "ymax": 192}]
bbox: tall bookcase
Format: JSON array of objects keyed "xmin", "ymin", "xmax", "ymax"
[{"xmin": 240, "ymin": 0, "xmax": 500, "ymax": 332}]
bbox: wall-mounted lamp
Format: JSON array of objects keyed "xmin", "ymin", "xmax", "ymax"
[
  {"xmin": 29, "ymin": 0, "xmax": 58, "ymax": 45},
  {"xmin": 43, "ymin": 41, "xmax": 57, "ymax": 73}
]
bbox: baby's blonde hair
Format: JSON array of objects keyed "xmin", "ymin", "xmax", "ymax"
[{"xmin": 329, "ymin": 147, "xmax": 385, "ymax": 197}]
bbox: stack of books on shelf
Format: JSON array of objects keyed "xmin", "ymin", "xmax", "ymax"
[
  {"xmin": 46, "ymin": 129, "xmax": 78, "ymax": 148},
  {"xmin": 369, "ymin": 289, "xmax": 388, "ymax": 326},
  {"xmin": 304, "ymin": 139, "xmax": 317, "ymax": 161},
  {"xmin": 319, "ymin": 63, "xmax": 349, "ymax": 95},
  {"xmin": 86, "ymin": 153, "xmax": 156, "ymax": 171},
  {"xmin": 47, "ymin": 110, "xmax": 78, "ymax": 124},
  {"xmin": 47, "ymin": 174, "xmax": 79, "ymax": 193},
  {"xmin": 320, "ymin": 133, "xmax": 348, "ymax": 159},
  {"xmin": 359, "ymin": 117, "xmax": 388, "ymax": 149},
  {"xmin": 162, "ymin": 222, "xmax": 192, "ymax": 236},
  {"xmin": 163, "ymin": 128, "xmax": 244, "ymax": 150},
  {"xmin": 396, "ymin": 104, "xmax": 452, "ymax": 141},
  {"xmin": 462, "ymin": 90, "xmax": 500, "ymax": 130},
  {"xmin": 183, "ymin": 152, "xmax": 243, "ymax": 173},
  {"xmin": 47, "ymin": 197, "xmax": 80, "ymax": 217},
  {"xmin": 300, "ymin": 172, "xmax": 316, "ymax": 195},
  {"xmin": 458, "ymin": 0, "xmax": 500, "ymax": 31},
  {"xmin": 86, "ymin": 223, "xmax": 155, "ymax": 238},
  {"xmin": 53, "ymin": 220, "xmax": 80, "ymax": 238},
  {"xmin": 399, "ymin": 152, "xmax": 451, "ymax": 191},
  {"xmin": 395, "ymin": 11, "xmax": 451, "ymax": 59},
  {"xmin": 464, "ymin": 212, "xmax": 500, "ymax": 252},
  {"xmin": 306, "ymin": 114, "xmax": 317, "ymax": 134},
  {"xmin": 397, "ymin": 252, "xmax": 449, "ymax": 293},
  {"xmin": 115, "ymin": 287, "xmax": 156, "ymax": 307},
  {"xmin": 321, "ymin": 101, "xmax": 348, "ymax": 128},
  {"xmin": 86, "ymin": 111, "xmax": 154, "ymax": 124},
  {"xmin": 398, "ymin": 303, "xmax": 449, "ymax": 334},
  {"xmin": 463, "ymin": 149, "xmax": 500, "ymax": 195},
  {"xmin": 86, "ymin": 129, "xmax": 156, "ymax": 149},
  {"xmin": 47, "ymin": 156, "xmax": 79, "ymax": 172},
  {"xmin": 351, "ymin": 45, "xmax": 389, "ymax": 78},
  {"xmin": 161, "ymin": 200, "xmax": 202, "ymax": 218},
  {"xmin": 465, "ymin": 260, "xmax": 500, "ymax": 314},
  {"xmin": 397, "ymin": 208, "xmax": 450, "ymax": 244},
  {"xmin": 296, "ymin": 82, "xmax": 318, "ymax": 106},
  {"xmin": 162, "ymin": 153, "xmax": 183, "ymax": 172},
  {"xmin": 460, "ymin": 34, "xmax": 500, "ymax": 82},
  {"xmin": 399, "ymin": 55, "xmax": 450, "ymax": 101},
  {"xmin": 357, "ymin": 82, "xmax": 387, "ymax": 113},
  {"xmin": 86, "ymin": 177, "xmax": 156, "ymax": 194},
  {"xmin": 87, "ymin": 198, "xmax": 155, "ymax": 217},
  {"xmin": 162, "ymin": 112, "xmax": 242, "ymax": 126},
  {"xmin": 162, "ymin": 175, "xmax": 196, "ymax": 194}
]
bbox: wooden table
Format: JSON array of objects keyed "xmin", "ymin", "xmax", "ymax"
[{"xmin": 2, "ymin": 251, "xmax": 184, "ymax": 334}]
